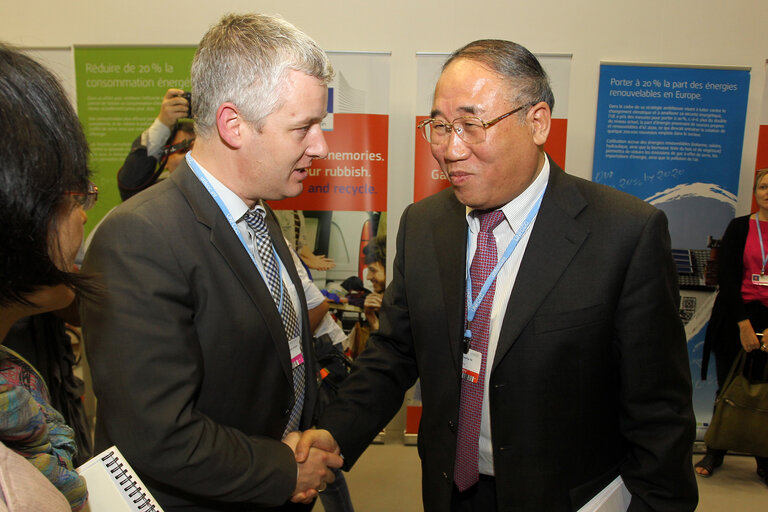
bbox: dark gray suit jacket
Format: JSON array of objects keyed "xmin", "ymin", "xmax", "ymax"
[
  {"xmin": 320, "ymin": 160, "xmax": 697, "ymax": 511},
  {"xmin": 81, "ymin": 161, "xmax": 317, "ymax": 511}
]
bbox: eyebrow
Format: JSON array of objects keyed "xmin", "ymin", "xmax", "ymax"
[
  {"xmin": 430, "ymin": 105, "xmax": 480, "ymax": 118},
  {"xmin": 293, "ymin": 112, "xmax": 327, "ymax": 126}
]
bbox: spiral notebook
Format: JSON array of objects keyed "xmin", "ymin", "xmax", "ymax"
[{"xmin": 76, "ymin": 445, "xmax": 164, "ymax": 512}]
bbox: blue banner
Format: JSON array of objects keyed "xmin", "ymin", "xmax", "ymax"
[{"xmin": 594, "ymin": 64, "xmax": 749, "ymax": 249}]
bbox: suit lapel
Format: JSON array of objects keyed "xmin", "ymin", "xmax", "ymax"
[
  {"xmin": 491, "ymin": 164, "xmax": 590, "ymax": 373},
  {"xmin": 432, "ymin": 190, "xmax": 469, "ymax": 374},
  {"xmin": 171, "ymin": 163, "xmax": 294, "ymax": 383}
]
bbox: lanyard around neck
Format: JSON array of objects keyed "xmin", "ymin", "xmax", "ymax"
[
  {"xmin": 186, "ymin": 154, "xmax": 287, "ymax": 314},
  {"xmin": 755, "ymin": 214, "xmax": 768, "ymax": 274},
  {"xmin": 464, "ymin": 191, "xmax": 545, "ymax": 339}
]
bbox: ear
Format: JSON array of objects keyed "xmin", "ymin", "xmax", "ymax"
[
  {"xmin": 528, "ymin": 101, "xmax": 551, "ymax": 146},
  {"xmin": 216, "ymin": 102, "xmax": 244, "ymax": 149}
]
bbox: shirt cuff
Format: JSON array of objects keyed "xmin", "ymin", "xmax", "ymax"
[{"xmin": 142, "ymin": 118, "xmax": 172, "ymax": 159}]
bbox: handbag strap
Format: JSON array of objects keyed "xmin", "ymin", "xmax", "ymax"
[
  {"xmin": 723, "ymin": 349, "xmax": 748, "ymax": 387},
  {"xmin": 726, "ymin": 349, "xmax": 768, "ymax": 384}
]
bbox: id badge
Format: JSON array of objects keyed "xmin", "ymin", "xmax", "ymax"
[
  {"xmin": 752, "ymin": 273, "xmax": 768, "ymax": 286},
  {"xmin": 289, "ymin": 336, "xmax": 304, "ymax": 368},
  {"xmin": 461, "ymin": 349, "xmax": 482, "ymax": 384}
]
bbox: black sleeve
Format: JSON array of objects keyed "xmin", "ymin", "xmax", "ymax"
[
  {"xmin": 117, "ymin": 136, "xmax": 162, "ymax": 201},
  {"xmin": 717, "ymin": 217, "xmax": 749, "ymax": 323}
]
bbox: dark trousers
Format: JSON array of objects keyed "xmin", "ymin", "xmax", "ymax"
[{"xmin": 450, "ymin": 476, "xmax": 497, "ymax": 512}]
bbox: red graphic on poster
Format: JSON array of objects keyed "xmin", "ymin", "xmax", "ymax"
[
  {"xmin": 752, "ymin": 125, "xmax": 768, "ymax": 211},
  {"xmin": 413, "ymin": 116, "xmax": 568, "ymax": 202},
  {"xmin": 271, "ymin": 113, "xmax": 388, "ymax": 211}
]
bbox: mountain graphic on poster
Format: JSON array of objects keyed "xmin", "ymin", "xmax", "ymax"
[{"xmin": 646, "ymin": 183, "xmax": 736, "ymax": 250}]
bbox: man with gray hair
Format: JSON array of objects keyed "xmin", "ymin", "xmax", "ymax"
[
  {"xmin": 81, "ymin": 13, "xmax": 341, "ymax": 511},
  {"xmin": 301, "ymin": 39, "xmax": 698, "ymax": 511}
]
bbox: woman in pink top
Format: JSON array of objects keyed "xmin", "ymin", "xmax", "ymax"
[{"xmin": 696, "ymin": 168, "xmax": 768, "ymax": 484}]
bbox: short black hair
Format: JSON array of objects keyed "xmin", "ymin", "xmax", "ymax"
[
  {"xmin": 444, "ymin": 39, "xmax": 554, "ymax": 114},
  {"xmin": 363, "ymin": 234, "xmax": 386, "ymax": 266},
  {"xmin": 167, "ymin": 118, "xmax": 195, "ymax": 145},
  {"xmin": 0, "ymin": 43, "xmax": 95, "ymax": 306}
]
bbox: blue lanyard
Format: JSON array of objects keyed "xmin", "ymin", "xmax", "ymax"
[
  {"xmin": 186, "ymin": 154, "xmax": 286, "ymax": 314},
  {"xmin": 755, "ymin": 214, "xmax": 768, "ymax": 275},
  {"xmin": 464, "ymin": 191, "xmax": 545, "ymax": 342}
]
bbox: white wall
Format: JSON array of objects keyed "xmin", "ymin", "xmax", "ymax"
[{"xmin": 3, "ymin": 0, "xmax": 767, "ymax": 249}]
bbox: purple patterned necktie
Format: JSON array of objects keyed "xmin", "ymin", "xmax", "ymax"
[
  {"xmin": 243, "ymin": 209, "xmax": 305, "ymax": 438},
  {"xmin": 454, "ymin": 209, "xmax": 505, "ymax": 492}
]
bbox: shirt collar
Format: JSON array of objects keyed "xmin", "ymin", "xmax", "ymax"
[
  {"xmin": 466, "ymin": 154, "xmax": 550, "ymax": 234},
  {"xmin": 187, "ymin": 153, "xmax": 252, "ymax": 223}
]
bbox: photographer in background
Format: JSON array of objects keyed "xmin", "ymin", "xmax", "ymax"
[{"xmin": 117, "ymin": 88, "xmax": 195, "ymax": 200}]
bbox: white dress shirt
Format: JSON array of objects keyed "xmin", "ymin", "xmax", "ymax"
[{"xmin": 465, "ymin": 156, "xmax": 550, "ymax": 476}]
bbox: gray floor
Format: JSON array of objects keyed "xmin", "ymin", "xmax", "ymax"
[{"xmin": 315, "ymin": 444, "xmax": 768, "ymax": 511}]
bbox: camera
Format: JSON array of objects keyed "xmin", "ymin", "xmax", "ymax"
[{"xmin": 181, "ymin": 91, "xmax": 192, "ymax": 119}]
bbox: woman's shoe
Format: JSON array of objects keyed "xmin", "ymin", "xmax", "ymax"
[{"xmin": 694, "ymin": 453, "xmax": 724, "ymax": 477}]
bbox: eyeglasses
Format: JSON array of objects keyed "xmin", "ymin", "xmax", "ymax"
[
  {"xmin": 163, "ymin": 137, "xmax": 195, "ymax": 157},
  {"xmin": 66, "ymin": 181, "xmax": 98, "ymax": 211},
  {"xmin": 417, "ymin": 104, "xmax": 531, "ymax": 145}
]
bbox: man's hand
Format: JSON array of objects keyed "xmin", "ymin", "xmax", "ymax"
[
  {"xmin": 283, "ymin": 430, "xmax": 343, "ymax": 504},
  {"xmin": 158, "ymin": 88, "xmax": 190, "ymax": 127},
  {"xmin": 299, "ymin": 247, "xmax": 336, "ymax": 271},
  {"xmin": 364, "ymin": 292, "xmax": 382, "ymax": 330}
]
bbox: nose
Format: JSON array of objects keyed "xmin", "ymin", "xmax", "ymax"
[
  {"xmin": 307, "ymin": 125, "xmax": 329, "ymax": 160},
  {"xmin": 443, "ymin": 129, "xmax": 470, "ymax": 162},
  {"xmin": 79, "ymin": 206, "xmax": 88, "ymax": 224}
]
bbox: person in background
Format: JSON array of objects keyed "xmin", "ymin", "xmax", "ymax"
[
  {"xmin": 275, "ymin": 209, "xmax": 336, "ymax": 271},
  {"xmin": 696, "ymin": 168, "xmax": 768, "ymax": 485},
  {"xmin": 362, "ymin": 234, "xmax": 386, "ymax": 331},
  {"xmin": 0, "ymin": 42, "xmax": 100, "ymax": 511},
  {"xmin": 117, "ymin": 88, "xmax": 195, "ymax": 201},
  {"xmin": 81, "ymin": 91, "xmax": 195, "ymax": 253},
  {"xmin": 287, "ymin": 248, "xmax": 355, "ymax": 512},
  {"xmin": 300, "ymin": 39, "xmax": 697, "ymax": 511},
  {"xmin": 80, "ymin": 13, "xmax": 341, "ymax": 511}
]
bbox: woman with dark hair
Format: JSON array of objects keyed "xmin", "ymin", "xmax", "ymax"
[{"xmin": 0, "ymin": 43, "xmax": 98, "ymax": 511}]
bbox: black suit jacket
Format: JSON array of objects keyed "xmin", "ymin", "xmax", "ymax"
[
  {"xmin": 81, "ymin": 161, "xmax": 317, "ymax": 511},
  {"xmin": 320, "ymin": 160, "xmax": 697, "ymax": 511}
]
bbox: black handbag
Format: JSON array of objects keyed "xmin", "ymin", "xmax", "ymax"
[
  {"xmin": 704, "ymin": 349, "xmax": 768, "ymax": 457},
  {"xmin": 312, "ymin": 333, "xmax": 353, "ymax": 422}
]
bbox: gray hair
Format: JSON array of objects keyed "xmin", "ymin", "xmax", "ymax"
[
  {"xmin": 191, "ymin": 13, "xmax": 333, "ymax": 137},
  {"xmin": 444, "ymin": 39, "xmax": 554, "ymax": 119}
]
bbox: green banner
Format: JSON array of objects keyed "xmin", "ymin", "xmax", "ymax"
[{"xmin": 74, "ymin": 46, "xmax": 196, "ymax": 232}]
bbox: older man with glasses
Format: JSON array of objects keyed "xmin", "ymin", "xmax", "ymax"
[{"xmin": 301, "ymin": 39, "xmax": 698, "ymax": 511}]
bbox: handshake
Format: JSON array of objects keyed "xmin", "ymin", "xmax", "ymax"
[{"xmin": 282, "ymin": 429, "xmax": 343, "ymax": 504}]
